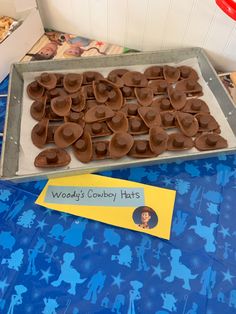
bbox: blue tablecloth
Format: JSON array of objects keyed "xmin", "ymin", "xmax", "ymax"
[{"xmin": 0, "ymin": 77, "xmax": 236, "ymax": 314}]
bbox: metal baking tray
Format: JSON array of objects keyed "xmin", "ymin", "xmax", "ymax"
[{"xmin": 1, "ymin": 47, "xmax": 236, "ymax": 181}]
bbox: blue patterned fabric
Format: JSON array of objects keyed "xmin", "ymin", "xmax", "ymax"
[
  {"xmin": 1, "ymin": 78, "xmax": 236, "ymax": 314},
  {"xmin": 0, "ymin": 97, "xmax": 7, "ymax": 133},
  {"xmin": 0, "ymin": 76, "xmax": 9, "ymax": 95}
]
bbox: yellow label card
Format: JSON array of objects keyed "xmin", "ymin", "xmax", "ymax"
[{"xmin": 36, "ymin": 174, "xmax": 176, "ymax": 239}]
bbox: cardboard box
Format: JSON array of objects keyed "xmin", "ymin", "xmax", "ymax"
[{"xmin": 0, "ymin": 0, "xmax": 44, "ymax": 82}]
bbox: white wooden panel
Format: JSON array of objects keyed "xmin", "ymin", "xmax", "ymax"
[
  {"xmin": 37, "ymin": 0, "xmax": 75, "ymax": 34},
  {"xmin": 71, "ymin": 0, "xmax": 91, "ymax": 38},
  {"xmin": 183, "ymin": 0, "xmax": 217, "ymax": 48},
  {"xmin": 107, "ymin": 0, "xmax": 126, "ymax": 46},
  {"xmin": 142, "ymin": 0, "xmax": 171, "ymax": 51},
  {"xmin": 162, "ymin": 0, "xmax": 196, "ymax": 49},
  {"xmin": 89, "ymin": 0, "xmax": 108, "ymax": 42},
  {"xmin": 124, "ymin": 0, "xmax": 149, "ymax": 50}
]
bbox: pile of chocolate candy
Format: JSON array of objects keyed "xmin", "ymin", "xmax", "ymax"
[{"xmin": 27, "ymin": 65, "xmax": 228, "ymax": 168}]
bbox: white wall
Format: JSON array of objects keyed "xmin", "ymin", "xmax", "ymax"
[{"xmin": 37, "ymin": 0, "xmax": 236, "ymax": 71}]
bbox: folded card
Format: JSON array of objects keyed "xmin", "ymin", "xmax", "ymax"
[{"xmin": 36, "ymin": 174, "xmax": 176, "ymax": 239}]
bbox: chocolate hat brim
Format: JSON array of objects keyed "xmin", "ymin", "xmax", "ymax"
[
  {"xmin": 138, "ymin": 107, "xmax": 161, "ymax": 128},
  {"xmin": 105, "ymin": 87, "xmax": 123, "ymax": 110},
  {"xmin": 63, "ymin": 74, "xmax": 83, "ymax": 93},
  {"xmin": 149, "ymin": 126, "xmax": 168, "ymax": 155},
  {"xmin": 54, "ymin": 122, "xmax": 83, "ymax": 148},
  {"xmin": 144, "ymin": 66, "xmax": 164, "ymax": 80},
  {"xmin": 107, "ymin": 112, "xmax": 128, "ymax": 132},
  {"xmin": 195, "ymin": 113, "xmax": 219, "ymax": 131},
  {"xmin": 128, "ymin": 140, "xmax": 156, "ymax": 158},
  {"xmin": 84, "ymin": 105, "xmax": 114, "ymax": 123},
  {"xmin": 82, "ymin": 85, "xmax": 95, "ymax": 100},
  {"xmin": 27, "ymin": 81, "xmax": 45, "ymax": 101},
  {"xmin": 128, "ymin": 117, "xmax": 149, "ymax": 135},
  {"xmin": 30, "ymin": 98, "xmax": 46, "ymax": 121},
  {"xmin": 148, "ymin": 80, "xmax": 169, "ymax": 95},
  {"xmin": 176, "ymin": 112, "xmax": 199, "ymax": 137},
  {"xmin": 37, "ymin": 74, "xmax": 57, "ymax": 90},
  {"xmin": 134, "ymin": 87, "xmax": 153, "ymax": 106},
  {"xmin": 168, "ymin": 87, "xmax": 186, "ymax": 110},
  {"xmin": 107, "ymin": 74, "xmax": 124, "ymax": 88},
  {"xmin": 31, "ymin": 118, "xmax": 49, "ymax": 148},
  {"xmin": 109, "ymin": 132, "xmax": 134, "ymax": 158},
  {"xmin": 122, "ymin": 71, "xmax": 148, "ymax": 87},
  {"xmin": 51, "ymin": 96, "xmax": 72, "ymax": 117},
  {"xmin": 167, "ymin": 133, "xmax": 194, "ymax": 150},
  {"xmin": 163, "ymin": 66, "xmax": 180, "ymax": 83},
  {"xmin": 73, "ymin": 131, "xmax": 93, "ymax": 163},
  {"xmin": 182, "ymin": 99, "xmax": 210, "ymax": 114},
  {"xmin": 34, "ymin": 148, "xmax": 71, "ymax": 168},
  {"xmin": 194, "ymin": 134, "xmax": 228, "ymax": 151}
]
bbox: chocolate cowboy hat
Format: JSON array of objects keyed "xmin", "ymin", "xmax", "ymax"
[
  {"xmin": 163, "ymin": 65, "xmax": 180, "ymax": 84},
  {"xmin": 31, "ymin": 118, "xmax": 49, "ymax": 148},
  {"xmin": 128, "ymin": 117, "xmax": 149, "ymax": 135},
  {"xmin": 30, "ymin": 97, "xmax": 47, "ymax": 121},
  {"xmin": 36, "ymin": 72, "xmax": 57, "ymax": 90},
  {"xmin": 107, "ymin": 69, "xmax": 128, "ymax": 88},
  {"xmin": 70, "ymin": 91, "xmax": 86, "ymax": 112},
  {"xmin": 122, "ymin": 71, "xmax": 148, "ymax": 88},
  {"xmin": 128, "ymin": 140, "xmax": 156, "ymax": 158},
  {"xmin": 54, "ymin": 122, "xmax": 83, "ymax": 148},
  {"xmin": 160, "ymin": 111, "xmax": 176, "ymax": 129},
  {"xmin": 27, "ymin": 81, "xmax": 45, "ymax": 101},
  {"xmin": 84, "ymin": 122, "xmax": 112, "ymax": 138},
  {"xmin": 51, "ymin": 95, "xmax": 72, "ymax": 117},
  {"xmin": 93, "ymin": 80, "xmax": 111, "ymax": 103},
  {"xmin": 175, "ymin": 78, "xmax": 202, "ymax": 97},
  {"xmin": 82, "ymin": 71, "xmax": 104, "ymax": 85},
  {"xmin": 149, "ymin": 126, "xmax": 168, "ymax": 155},
  {"xmin": 34, "ymin": 148, "xmax": 71, "ymax": 168},
  {"xmin": 144, "ymin": 66, "xmax": 164, "ymax": 80},
  {"xmin": 109, "ymin": 132, "xmax": 134, "ymax": 159},
  {"xmin": 105, "ymin": 86, "xmax": 123, "ymax": 110},
  {"xmin": 92, "ymin": 141, "xmax": 110, "ymax": 160},
  {"xmin": 167, "ymin": 132, "xmax": 194, "ymax": 151},
  {"xmin": 194, "ymin": 133, "xmax": 228, "ymax": 151},
  {"xmin": 73, "ymin": 131, "xmax": 93, "ymax": 163},
  {"xmin": 107, "ymin": 111, "xmax": 128, "ymax": 133},
  {"xmin": 167, "ymin": 86, "xmax": 186, "ymax": 110},
  {"xmin": 84, "ymin": 105, "xmax": 114, "ymax": 123},
  {"xmin": 151, "ymin": 97, "xmax": 174, "ymax": 112},
  {"xmin": 63, "ymin": 73, "xmax": 83, "ymax": 93},
  {"xmin": 121, "ymin": 102, "xmax": 140, "ymax": 117},
  {"xmin": 182, "ymin": 98, "xmax": 210, "ymax": 114},
  {"xmin": 138, "ymin": 107, "xmax": 161, "ymax": 128},
  {"xmin": 195, "ymin": 113, "xmax": 219, "ymax": 132},
  {"xmin": 178, "ymin": 66, "xmax": 199, "ymax": 81},
  {"xmin": 134, "ymin": 87, "xmax": 153, "ymax": 107},
  {"xmin": 176, "ymin": 111, "xmax": 199, "ymax": 137},
  {"xmin": 148, "ymin": 79, "xmax": 169, "ymax": 95},
  {"xmin": 64, "ymin": 111, "xmax": 85, "ymax": 128}
]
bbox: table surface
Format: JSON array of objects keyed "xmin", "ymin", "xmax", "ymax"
[{"xmin": 1, "ymin": 61, "xmax": 236, "ymax": 314}]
